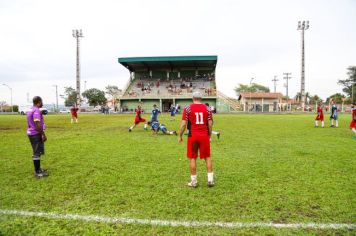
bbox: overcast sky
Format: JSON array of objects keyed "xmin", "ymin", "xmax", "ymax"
[{"xmin": 0, "ymin": 0, "xmax": 355, "ymax": 105}]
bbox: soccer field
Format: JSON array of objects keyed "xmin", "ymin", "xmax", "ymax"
[{"xmin": 0, "ymin": 113, "xmax": 355, "ymax": 235}]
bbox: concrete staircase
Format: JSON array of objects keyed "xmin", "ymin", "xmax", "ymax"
[{"xmin": 217, "ymin": 91, "xmax": 241, "ymax": 111}]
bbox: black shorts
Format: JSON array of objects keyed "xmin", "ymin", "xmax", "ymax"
[{"xmin": 28, "ymin": 134, "xmax": 45, "ymax": 156}]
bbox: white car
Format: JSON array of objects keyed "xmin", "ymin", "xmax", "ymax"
[
  {"xmin": 18, "ymin": 105, "xmax": 49, "ymax": 115},
  {"xmin": 59, "ymin": 109, "xmax": 70, "ymax": 113}
]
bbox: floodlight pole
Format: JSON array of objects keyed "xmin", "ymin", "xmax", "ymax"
[
  {"xmin": 297, "ymin": 20, "xmax": 309, "ymax": 111},
  {"xmin": 72, "ymin": 29, "xmax": 84, "ymax": 107},
  {"xmin": 2, "ymin": 84, "xmax": 13, "ymax": 113},
  {"xmin": 53, "ymin": 85, "xmax": 58, "ymax": 111},
  {"xmin": 272, "ymin": 76, "xmax": 278, "ymax": 93},
  {"xmin": 283, "ymin": 73, "xmax": 291, "ymax": 111}
]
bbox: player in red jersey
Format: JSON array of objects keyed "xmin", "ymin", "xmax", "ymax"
[
  {"xmin": 178, "ymin": 91, "xmax": 214, "ymax": 188},
  {"xmin": 70, "ymin": 105, "xmax": 79, "ymax": 124},
  {"xmin": 129, "ymin": 105, "xmax": 147, "ymax": 132},
  {"xmin": 315, "ymin": 103, "xmax": 324, "ymax": 128},
  {"xmin": 349, "ymin": 103, "xmax": 356, "ymax": 139}
]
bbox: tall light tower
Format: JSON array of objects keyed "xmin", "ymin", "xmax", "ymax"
[
  {"xmin": 72, "ymin": 29, "xmax": 84, "ymax": 107},
  {"xmin": 53, "ymin": 85, "xmax": 58, "ymax": 111},
  {"xmin": 297, "ymin": 20, "xmax": 309, "ymax": 111},
  {"xmin": 283, "ymin": 73, "xmax": 292, "ymax": 111}
]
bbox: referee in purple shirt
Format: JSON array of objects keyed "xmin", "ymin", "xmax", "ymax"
[{"xmin": 27, "ymin": 96, "xmax": 48, "ymax": 178}]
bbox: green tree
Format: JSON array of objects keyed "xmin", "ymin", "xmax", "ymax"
[
  {"xmin": 309, "ymin": 94, "xmax": 323, "ymax": 105},
  {"xmin": 234, "ymin": 83, "xmax": 270, "ymax": 95},
  {"xmin": 295, "ymin": 92, "xmax": 311, "ymax": 103},
  {"xmin": 105, "ymin": 85, "xmax": 122, "ymax": 110},
  {"xmin": 326, "ymin": 93, "xmax": 345, "ymax": 104},
  {"xmin": 338, "ymin": 66, "xmax": 356, "ymax": 102},
  {"xmin": 82, "ymin": 88, "xmax": 106, "ymax": 106},
  {"xmin": 64, "ymin": 87, "xmax": 77, "ymax": 107}
]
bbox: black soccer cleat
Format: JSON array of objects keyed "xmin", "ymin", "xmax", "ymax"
[
  {"xmin": 217, "ymin": 132, "xmax": 220, "ymax": 139},
  {"xmin": 207, "ymin": 181, "xmax": 215, "ymax": 187},
  {"xmin": 34, "ymin": 169, "xmax": 49, "ymax": 178}
]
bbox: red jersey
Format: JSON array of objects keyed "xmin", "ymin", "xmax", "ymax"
[
  {"xmin": 352, "ymin": 108, "xmax": 356, "ymax": 120},
  {"xmin": 182, "ymin": 103, "xmax": 212, "ymax": 137},
  {"xmin": 317, "ymin": 106, "xmax": 323, "ymax": 116},
  {"xmin": 70, "ymin": 107, "xmax": 78, "ymax": 115},
  {"xmin": 135, "ymin": 108, "xmax": 143, "ymax": 118}
]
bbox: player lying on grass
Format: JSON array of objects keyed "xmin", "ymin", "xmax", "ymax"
[
  {"xmin": 129, "ymin": 105, "xmax": 148, "ymax": 132},
  {"xmin": 27, "ymin": 96, "xmax": 49, "ymax": 178},
  {"xmin": 349, "ymin": 103, "xmax": 356, "ymax": 139},
  {"xmin": 329, "ymin": 100, "xmax": 338, "ymax": 128},
  {"xmin": 179, "ymin": 91, "xmax": 214, "ymax": 188},
  {"xmin": 315, "ymin": 103, "xmax": 324, "ymax": 128},
  {"xmin": 147, "ymin": 121, "xmax": 177, "ymax": 135}
]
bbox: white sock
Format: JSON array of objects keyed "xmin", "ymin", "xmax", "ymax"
[
  {"xmin": 169, "ymin": 131, "xmax": 173, "ymax": 135},
  {"xmin": 129, "ymin": 126, "xmax": 134, "ymax": 130},
  {"xmin": 212, "ymin": 131, "xmax": 218, "ymax": 135},
  {"xmin": 144, "ymin": 124, "xmax": 147, "ymax": 129},
  {"xmin": 191, "ymin": 175, "xmax": 197, "ymax": 183},
  {"xmin": 352, "ymin": 128, "xmax": 356, "ymax": 135},
  {"xmin": 321, "ymin": 121, "xmax": 324, "ymax": 127},
  {"xmin": 315, "ymin": 121, "xmax": 318, "ymax": 126},
  {"xmin": 207, "ymin": 172, "xmax": 214, "ymax": 182},
  {"xmin": 76, "ymin": 119, "xmax": 78, "ymax": 123},
  {"xmin": 331, "ymin": 120, "xmax": 334, "ymax": 126},
  {"xmin": 335, "ymin": 121, "xmax": 338, "ymax": 127}
]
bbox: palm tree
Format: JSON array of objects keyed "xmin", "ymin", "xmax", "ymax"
[{"xmin": 295, "ymin": 92, "xmax": 311, "ymax": 103}]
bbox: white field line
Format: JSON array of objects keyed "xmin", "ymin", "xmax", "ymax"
[{"xmin": 0, "ymin": 209, "xmax": 355, "ymax": 230}]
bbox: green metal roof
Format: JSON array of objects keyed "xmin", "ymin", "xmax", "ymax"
[{"xmin": 118, "ymin": 55, "xmax": 217, "ymax": 71}]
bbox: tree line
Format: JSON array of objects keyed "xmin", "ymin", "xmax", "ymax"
[
  {"xmin": 234, "ymin": 66, "xmax": 356, "ymax": 104},
  {"xmin": 64, "ymin": 85, "xmax": 122, "ymax": 107}
]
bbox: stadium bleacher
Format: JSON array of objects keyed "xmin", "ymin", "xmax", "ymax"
[{"xmin": 118, "ymin": 56, "xmax": 219, "ymax": 112}]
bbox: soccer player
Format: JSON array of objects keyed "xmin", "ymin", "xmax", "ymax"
[
  {"xmin": 329, "ymin": 101, "xmax": 338, "ymax": 128},
  {"xmin": 315, "ymin": 103, "xmax": 324, "ymax": 128},
  {"xmin": 70, "ymin": 105, "xmax": 79, "ymax": 124},
  {"xmin": 205, "ymin": 103, "xmax": 221, "ymax": 139},
  {"xmin": 151, "ymin": 104, "xmax": 161, "ymax": 123},
  {"xmin": 129, "ymin": 105, "xmax": 147, "ymax": 131},
  {"xmin": 349, "ymin": 103, "xmax": 356, "ymax": 139},
  {"xmin": 170, "ymin": 104, "xmax": 177, "ymax": 121},
  {"xmin": 148, "ymin": 121, "xmax": 177, "ymax": 135},
  {"xmin": 27, "ymin": 96, "xmax": 49, "ymax": 178},
  {"xmin": 178, "ymin": 91, "xmax": 214, "ymax": 188}
]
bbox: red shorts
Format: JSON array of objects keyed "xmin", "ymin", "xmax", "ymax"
[
  {"xmin": 187, "ymin": 135, "xmax": 210, "ymax": 159},
  {"xmin": 134, "ymin": 117, "xmax": 146, "ymax": 125},
  {"xmin": 71, "ymin": 113, "xmax": 77, "ymax": 118},
  {"xmin": 315, "ymin": 115, "xmax": 324, "ymax": 121},
  {"xmin": 350, "ymin": 120, "xmax": 356, "ymax": 129}
]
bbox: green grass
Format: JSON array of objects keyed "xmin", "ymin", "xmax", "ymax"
[{"xmin": 0, "ymin": 113, "xmax": 355, "ymax": 235}]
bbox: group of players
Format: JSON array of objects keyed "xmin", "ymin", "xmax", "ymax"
[
  {"xmin": 25, "ymin": 93, "xmax": 355, "ymax": 183},
  {"xmin": 315, "ymin": 100, "xmax": 356, "ymax": 140}
]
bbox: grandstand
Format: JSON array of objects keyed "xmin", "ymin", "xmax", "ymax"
[{"xmin": 118, "ymin": 56, "xmax": 220, "ymax": 112}]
